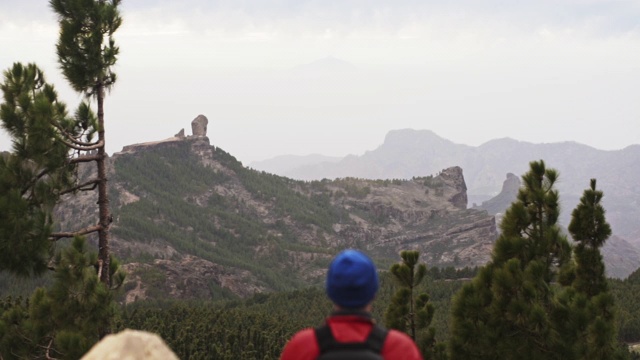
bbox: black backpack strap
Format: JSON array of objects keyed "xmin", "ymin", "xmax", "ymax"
[
  {"xmin": 315, "ymin": 325, "xmax": 338, "ymax": 353},
  {"xmin": 314, "ymin": 324, "xmax": 388, "ymax": 354},
  {"xmin": 365, "ymin": 325, "xmax": 388, "ymax": 353}
]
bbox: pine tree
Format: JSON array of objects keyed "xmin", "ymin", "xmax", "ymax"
[
  {"xmin": 0, "ymin": 236, "xmax": 124, "ymax": 359},
  {"xmin": 385, "ymin": 250, "xmax": 445, "ymax": 359},
  {"xmin": 0, "ymin": 1, "xmax": 125, "ymax": 353},
  {"xmin": 50, "ymin": 0, "xmax": 122, "ymax": 285},
  {"xmin": 0, "ymin": 64, "xmax": 124, "ymax": 356},
  {"xmin": 449, "ymin": 160, "xmax": 572, "ymax": 360},
  {"xmin": 554, "ymin": 179, "xmax": 626, "ymax": 359},
  {"xmin": 1, "ymin": 0, "xmax": 123, "ymax": 283},
  {"xmin": 0, "ymin": 63, "xmax": 95, "ymax": 276}
]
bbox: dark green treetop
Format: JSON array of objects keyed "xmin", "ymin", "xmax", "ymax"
[
  {"xmin": 51, "ymin": 0, "xmax": 122, "ymax": 96},
  {"xmin": 449, "ymin": 160, "xmax": 572, "ymax": 360},
  {"xmin": 385, "ymin": 250, "xmax": 446, "ymax": 359},
  {"xmin": 554, "ymin": 179, "xmax": 625, "ymax": 360}
]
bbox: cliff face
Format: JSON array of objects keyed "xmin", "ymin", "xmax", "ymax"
[{"xmin": 56, "ymin": 137, "xmax": 498, "ymax": 302}]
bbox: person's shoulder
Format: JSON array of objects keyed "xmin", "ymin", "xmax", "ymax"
[
  {"xmin": 288, "ymin": 328, "xmax": 316, "ymax": 343},
  {"xmin": 382, "ymin": 329, "xmax": 423, "ymax": 360},
  {"xmin": 386, "ymin": 329, "xmax": 414, "ymax": 343},
  {"xmin": 280, "ymin": 328, "xmax": 319, "ymax": 360}
]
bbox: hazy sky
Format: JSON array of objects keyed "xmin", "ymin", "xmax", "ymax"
[{"xmin": 1, "ymin": 0, "xmax": 639, "ymax": 164}]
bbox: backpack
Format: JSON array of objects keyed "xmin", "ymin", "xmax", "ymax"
[{"xmin": 314, "ymin": 324, "xmax": 388, "ymax": 360}]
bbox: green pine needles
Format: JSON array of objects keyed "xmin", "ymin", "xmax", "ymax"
[
  {"xmin": 385, "ymin": 250, "xmax": 446, "ymax": 360},
  {"xmin": 554, "ymin": 178, "xmax": 624, "ymax": 360},
  {"xmin": 0, "ymin": 237, "xmax": 124, "ymax": 359},
  {"xmin": 51, "ymin": 0, "xmax": 122, "ymax": 96},
  {"xmin": 0, "ymin": 0, "xmax": 125, "ymax": 357},
  {"xmin": 50, "ymin": 0, "xmax": 123, "ymax": 285},
  {"xmin": 0, "ymin": 63, "xmax": 82, "ymax": 276},
  {"xmin": 449, "ymin": 161, "xmax": 625, "ymax": 360}
]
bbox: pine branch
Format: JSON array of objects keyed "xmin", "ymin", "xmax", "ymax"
[
  {"xmin": 70, "ymin": 154, "xmax": 102, "ymax": 164},
  {"xmin": 58, "ymin": 136, "xmax": 104, "ymax": 151},
  {"xmin": 59, "ymin": 179, "xmax": 100, "ymax": 195},
  {"xmin": 49, "ymin": 117, "xmax": 99, "ymax": 148},
  {"xmin": 44, "ymin": 339, "xmax": 59, "ymax": 360},
  {"xmin": 20, "ymin": 168, "xmax": 51, "ymax": 197},
  {"xmin": 50, "ymin": 224, "xmax": 101, "ymax": 240}
]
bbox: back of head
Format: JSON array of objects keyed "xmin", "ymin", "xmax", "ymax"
[
  {"xmin": 81, "ymin": 329, "xmax": 179, "ymax": 360},
  {"xmin": 326, "ymin": 249, "xmax": 379, "ymax": 309}
]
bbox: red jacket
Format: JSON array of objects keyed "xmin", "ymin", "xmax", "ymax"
[{"xmin": 280, "ymin": 313, "xmax": 423, "ymax": 360}]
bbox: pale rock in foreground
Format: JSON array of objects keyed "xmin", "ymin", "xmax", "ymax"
[{"xmin": 81, "ymin": 329, "xmax": 179, "ymax": 360}]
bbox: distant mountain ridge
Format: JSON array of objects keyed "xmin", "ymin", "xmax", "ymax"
[{"xmin": 251, "ymin": 129, "xmax": 640, "ymax": 249}]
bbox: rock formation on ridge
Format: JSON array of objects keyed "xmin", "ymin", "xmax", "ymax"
[
  {"xmin": 191, "ymin": 114, "xmax": 208, "ymax": 137},
  {"xmin": 475, "ymin": 173, "xmax": 520, "ymax": 215}
]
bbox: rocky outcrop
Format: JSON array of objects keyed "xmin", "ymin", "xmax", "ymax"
[
  {"xmin": 503, "ymin": 173, "xmax": 520, "ymax": 192},
  {"xmin": 191, "ymin": 114, "xmax": 208, "ymax": 136},
  {"xmin": 475, "ymin": 173, "xmax": 521, "ymax": 215},
  {"xmin": 116, "ymin": 115, "xmax": 210, "ymax": 153},
  {"xmin": 320, "ymin": 169, "xmax": 494, "ymax": 267},
  {"xmin": 439, "ymin": 166, "xmax": 468, "ymax": 209},
  {"xmin": 81, "ymin": 329, "xmax": 178, "ymax": 360},
  {"xmin": 120, "ymin": 138, "xmax": 183, "ymax": 153},
  {"xmin": 122, "ymin": 255, "xmax": 266, "ymax": 303}
]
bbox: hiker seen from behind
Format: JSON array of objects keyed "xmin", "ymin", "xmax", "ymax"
[{"xmin": 280, "ymin": 249, "xmax": 423, "ymax": 360}]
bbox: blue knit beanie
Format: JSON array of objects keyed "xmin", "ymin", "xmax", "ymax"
[{"xmin": 326, "ymin": 249, "xmax": 379, "ymax": 309}]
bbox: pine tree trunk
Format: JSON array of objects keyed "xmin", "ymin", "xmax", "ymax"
[{"xmin": 96, "ymin": 83, "xmax": 111, "ymax": 287}]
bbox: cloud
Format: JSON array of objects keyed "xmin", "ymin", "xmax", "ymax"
[
  {"xmin": 1, "ymin": 0, "xmax": 640, "ymax": 162},
  {"xmin": 113, "ymin": 0, "xmax": 640, "ymax": 37}
]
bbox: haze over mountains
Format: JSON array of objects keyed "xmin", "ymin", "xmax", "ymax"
[{"xmin": 251, "ymin": 129, "xmax": 640, "ymax": 248}]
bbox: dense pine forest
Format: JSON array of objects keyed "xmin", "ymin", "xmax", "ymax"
[
  {"xmin": 116, "ymin": 267, "xmax": 640, "ymax": 359},
  {"xmin": 2, "ymin": 265, "xmax": 640, "ymax": 359}
]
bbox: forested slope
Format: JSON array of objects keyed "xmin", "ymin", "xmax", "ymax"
[{"xmin": 52, "ymin": 136, "xmax": 497, "ymax": 301}]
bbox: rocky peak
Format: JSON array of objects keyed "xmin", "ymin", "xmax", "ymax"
[
  {"xmin": 117, "ymin": 115, "xmax": 212, "ymax": 154},
  {"xmin": 191, "ymin": 114, "xmax": 208, "ymax": 137},
  {"xmin": 475, "ymin": 173, "xmax": 521, "ymax": 216},
  {"xmin": 439, "ymin": 166, "xmax": 468, "ymax": 209},
  {"xmin": 502, "ymin": 173, "xmax": 520, "ymax": 194}
]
